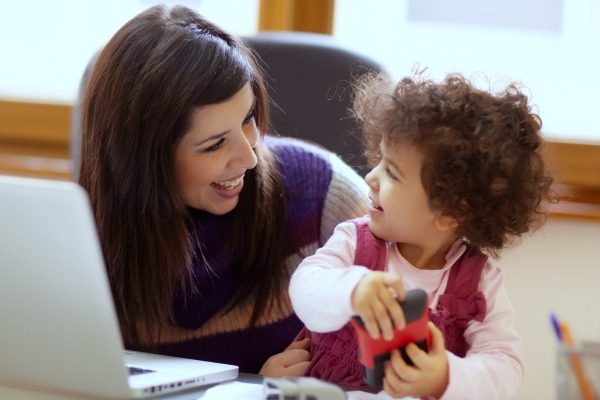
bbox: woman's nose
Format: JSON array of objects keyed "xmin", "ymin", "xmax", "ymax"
[{"xmin": 235, "ymin": 127, "xmax": 258, "ymax": 170}]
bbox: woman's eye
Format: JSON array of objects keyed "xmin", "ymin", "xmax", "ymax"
[
  {"xmin": 243, "ymin": 112, "xmax": 255, "ymax": 125},
  {"xmin": 203, "ymin": 138, "xmax": 225, "ymax": 153}
]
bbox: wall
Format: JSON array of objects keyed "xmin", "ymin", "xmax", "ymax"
[
  {"xmin": 333, "ymin": 0, "xmax": 600, "ymax": 142},
  {"xmin": 501, "ymin": 217, "xmax": 600, "ymax": 399},
  {"xmin": 0, "ymin": 0, "xmax": 258, "ymax": 104}
]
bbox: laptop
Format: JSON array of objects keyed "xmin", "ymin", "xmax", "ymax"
[{"xmin": 0, "ymin": 175, "xmax": 238, "ymax": 399}]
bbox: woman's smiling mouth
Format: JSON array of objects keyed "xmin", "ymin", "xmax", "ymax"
[{"xmin": 211, "ymin": 175, "xmax": 244, "ymax": 191}]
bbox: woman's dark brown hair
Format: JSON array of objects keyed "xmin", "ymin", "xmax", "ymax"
[
  {"xmin": 79, "ymin": 5, "xmax": 287, "ymax": 344},
  {"xmin": 354, "ymin": 73, "xmax": 554, "ymax": 255}
]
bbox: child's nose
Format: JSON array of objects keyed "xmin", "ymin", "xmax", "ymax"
[{"xmin": 365, "ymin": 168, "xmax": 378, "ymax": 190}]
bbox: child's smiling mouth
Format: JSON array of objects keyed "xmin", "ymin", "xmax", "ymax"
[{"xmin": 369, "ymin": 197, "xmax": 383, "ymax": 211}]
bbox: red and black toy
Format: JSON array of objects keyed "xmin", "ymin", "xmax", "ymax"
[{"xmin": 350, "ymin": 288, "xmax": 431, "ymax": 388}]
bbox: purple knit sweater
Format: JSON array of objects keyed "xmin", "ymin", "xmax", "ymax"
[{"xmin": 140, "ymin": 136, "xmax": 368, "ymax": 373}]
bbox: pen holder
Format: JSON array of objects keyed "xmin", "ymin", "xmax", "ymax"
[{"xmin": 556, "ymin": 342, "xmax": 600, "ymax": 400}]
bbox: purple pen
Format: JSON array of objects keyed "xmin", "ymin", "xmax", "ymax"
[{"xmin": 549, "ymin": 313, "xmax": 562, "ymax": 342}]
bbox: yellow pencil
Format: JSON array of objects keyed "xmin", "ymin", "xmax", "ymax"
[{"xmin": 559, "ymin": 322, "xmax": 595, "ymax": 400}]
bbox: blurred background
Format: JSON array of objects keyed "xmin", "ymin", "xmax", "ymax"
[{"xmin": 1, "ymin": 1, "xmax": 599, "ymax": 399}]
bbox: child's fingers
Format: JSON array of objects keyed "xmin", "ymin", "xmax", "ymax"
[
  {"xmin": 404, "ymin": 342, "xmax": 428, "ymax": 368},
  {"xmin": 381, "ymin": 274, "xmax": 406, "ymax": 330},
  {"xmin": 405, "ymin": 323, "xmax": 444, "ymax": 369},
  {"xmin": 359, "ymin": 309, "xmax": 381, "ymax": 340},
  {"xmin": 382, "ymin": 273, "xmax": 406, "ymax": 299},
  {"xmin": 383, "ymin": 375, "xmax": 411, "ymax": 398},
  {"xmin": 388, "ymin": 349, "xmax": 418, "ymax": 382},
  {"xmin": 383, "ymin": 376, "xmax": 408, "ymax": 399},
  {"xmin": 379, "ymin": 286, "xmax": 405, "ymax": 330},
  {"xmin": 370, "ymin": 299, "xmax": 395, "ymax": 341},
  {"xmin": 428, "ymin": 321, "xmax": 446, "ymax": 354},
  {"xmin": 383, "ymin": 353, "xmax": 414, "ymax": 398}
]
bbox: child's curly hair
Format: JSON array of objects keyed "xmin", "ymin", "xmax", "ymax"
[{"xmin": 353, "ymin": 73, "xmax": 554, "ymax": 255}]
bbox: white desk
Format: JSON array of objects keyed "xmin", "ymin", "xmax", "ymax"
[
  {"xmin": 0, "ymin": 375, "xmax": 400, "ymax": 399},
  {"xmin": 0, "ymin": 373, "xmax": 263, "ymax": 400}
]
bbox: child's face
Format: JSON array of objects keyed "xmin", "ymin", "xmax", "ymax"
[{"xmin": 365, "ymin": 140, "xmax": 443, "ymax": 247}]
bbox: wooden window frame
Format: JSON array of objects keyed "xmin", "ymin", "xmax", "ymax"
[{"xmin": 0, "ymin": 99, "xmax": 599, "ymax": 220}]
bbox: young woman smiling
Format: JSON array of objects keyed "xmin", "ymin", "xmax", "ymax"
[{"xmin": 79, "ymin": 5, "xmax": 368, "ymax": 376}]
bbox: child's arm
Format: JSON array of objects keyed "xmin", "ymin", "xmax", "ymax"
[
  {"xmin": 289, "ymin": 221, "xmax": 372, "ymax": 332},
  {"xmin": 290, "ymin": 221, "xmax": 407, "ymax": 338}
]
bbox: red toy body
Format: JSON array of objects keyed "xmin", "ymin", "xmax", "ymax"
[{"xmin": 350, "ymin": 288, "xmax": 431, "ymax": 387}]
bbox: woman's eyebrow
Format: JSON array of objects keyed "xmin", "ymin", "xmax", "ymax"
[{"xmin": 195, "ymin": 131, "xmax": 228, "ymax": 147}]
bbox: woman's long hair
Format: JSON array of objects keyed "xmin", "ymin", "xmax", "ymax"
[{"xmin": 79, "ymin": 5, "xmax": 288, "ymax": 344}]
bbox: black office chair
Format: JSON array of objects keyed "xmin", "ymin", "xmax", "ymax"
[
  {"xmin": 70, "ymin": 32, "xmax": 385, "ymax": 179},
  {"xmin": 244, "ymin": 32, "xmax": 385, "ymax": 176}
]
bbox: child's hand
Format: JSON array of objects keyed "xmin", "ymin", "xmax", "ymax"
[
  {"xmin": 383, "ymin": 322, "xmax": 449, "ymax": 399},
  {"xmin": 351, "ymin": 271, "xmax": 406, "ymax": 341}
]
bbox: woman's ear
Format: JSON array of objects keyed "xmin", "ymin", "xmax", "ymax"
[{"xmin": 434, "ymin": 214, "xmax": 459, "ymax": 232}]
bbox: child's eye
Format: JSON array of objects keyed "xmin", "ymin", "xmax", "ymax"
[
  {"xmin": 203, "ymin": 138, "xmax": 225, "ymax": 153},
  {"xmin": 385, "ymin": 166, "xmax": 397, "ymax": 180}
]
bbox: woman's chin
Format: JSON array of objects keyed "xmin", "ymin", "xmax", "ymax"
[
  {"xmin": 208, "ymin": 198, "xmax": 240, "ymax": 215},
  {"xmin": 191, "ymin": 194, "xmax": 240, "ymax": 216}
]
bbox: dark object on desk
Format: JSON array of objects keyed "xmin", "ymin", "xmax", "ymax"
[
  {"xmin": 350, "ymin": 288, "xmax": 431, "ymax": 388},
  {"xmin": 263, "ymin": 376, "xmax": 346, "ymax": 400}
]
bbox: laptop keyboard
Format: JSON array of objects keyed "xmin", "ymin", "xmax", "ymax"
[{"xmin": 128, "ymin": 366, "xmax": 155, "ymax": 376}]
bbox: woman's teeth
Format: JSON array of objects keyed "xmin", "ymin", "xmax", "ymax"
[{"xmin": 212, "ymin": 176, "xmax": 243, "ymax": 190}]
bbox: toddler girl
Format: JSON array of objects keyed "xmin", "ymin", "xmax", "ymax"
[{"xmin": 290, "ymin": 73, "xmax": 554, "ymax": 399}]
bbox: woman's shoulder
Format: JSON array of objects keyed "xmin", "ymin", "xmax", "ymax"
[
  {"xmin": 264, "ymin": 135, "xmax": 367, "ymax": 190},
  {"xmin": 264, "ymin": 135, "xmax": 333, "ymax": 163},
  {"xmin": 263, "ymin": 135, "xmax": 333, "ymax": 190}
]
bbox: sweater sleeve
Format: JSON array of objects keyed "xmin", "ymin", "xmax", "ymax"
[
  {"xmin": 289, "ymin": 221, "xmax": 372, "ymax": 332},
  {"xmin": 440, "ymin": 262, "xmax": 523, "ymax": 400},
  {"xmin": 320, "ymin": 152, "xmax": 369, "ymax": 244}
]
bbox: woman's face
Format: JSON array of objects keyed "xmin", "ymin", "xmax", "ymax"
[{"xmin": 174, "ymin": 83, "xmax": 259, "ymax": 215}]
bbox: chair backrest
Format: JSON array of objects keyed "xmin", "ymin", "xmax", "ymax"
[
  {"xmin": 70, "ymin": 32, "xmax": 385, "ymax": 179},
  {"xmin": 244, "ymin": 32, "xmax": 385, "ymax": 176}
]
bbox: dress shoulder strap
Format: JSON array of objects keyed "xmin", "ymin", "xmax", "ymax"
[
  {"xmin": 445, "ymin": 245, "xmax": 487, "ymax": 300},
  {"xmin": 351, "ymin": 217, "xmax": 386, "ymax": 272},
  {"xmin": 431, "ymin": 244, "xmax": 488, "ymax": 357}
]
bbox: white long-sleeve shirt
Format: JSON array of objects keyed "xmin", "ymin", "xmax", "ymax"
[{"xmin": 289, "ymin": 221, "xmax": 523, "ymax": 400}]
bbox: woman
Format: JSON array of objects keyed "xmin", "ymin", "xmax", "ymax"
[{"xmin": 79, "ymin": 5, "xmax": 368, "ymax": 375}]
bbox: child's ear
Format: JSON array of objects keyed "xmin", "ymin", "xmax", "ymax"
[{"xmin": 434, "ymin": 214, "xmax": 459, "ymax": 232}]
